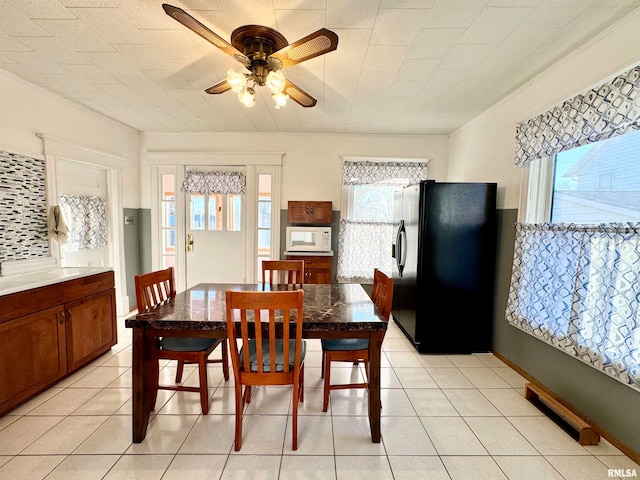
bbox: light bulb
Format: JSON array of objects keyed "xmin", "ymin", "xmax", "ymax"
[
  {"xmin": 272, "ymin": 91, "xmax": 289, "ymax": 109},
  {"xmin": 227, "ymin": 68, "xmax": 247, "ymax": 93},
  {"xmin": 266, "ymin": 70, "xmax": 286, "ymax": 94},
  {"xmin": 238, "ymin": 88, "xmax": 255, "ymax": 108}
]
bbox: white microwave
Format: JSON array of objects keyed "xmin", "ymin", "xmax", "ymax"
[{"xmin": 285, "ymin": 226, "xmax": 332, "ymax": 252}]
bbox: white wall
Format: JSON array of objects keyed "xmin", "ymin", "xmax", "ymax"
[
  {"xmin": 448, "ymin": 7, "xmax": 640, "ymax": 210},
  {"xmin": 0, "ymin": 69, "xmax": 141, "ymax": 315},
  {"xmin": 140, "ymin": 132, "xmax": 449, "ymax": 210},
  {"xmin": 0, "ymin": 69, "xmax": 140, "ymax": 208}
]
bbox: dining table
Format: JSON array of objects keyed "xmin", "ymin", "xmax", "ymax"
[{"xmin": 125, "ymin": 282, "xmax": 388, "ymax": 444}]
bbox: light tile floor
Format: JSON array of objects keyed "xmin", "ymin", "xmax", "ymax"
[{"xmin": 1, "ymin": 315, "xmax": 638, "ymax": 479}]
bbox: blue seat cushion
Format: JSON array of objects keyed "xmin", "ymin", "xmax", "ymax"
[
  {"xmin": 321, "ymin": 338, "xmax": 369, "ymax": 351},
  {"xmin": 160, "ymin": 337, "xmax": 219, "ymax": 352},
  {"xmin": 241, "ymin": 339, "xmax": 307, "ymax": 372}
]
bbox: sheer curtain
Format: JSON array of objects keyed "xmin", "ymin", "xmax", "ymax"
[
  {"xmin": 506, "ymin": 222, "xmax": 640, "ymax": 391},
  {"xmin": 336, "ymin": 160, "xmax": 428, "ymax": 283}
]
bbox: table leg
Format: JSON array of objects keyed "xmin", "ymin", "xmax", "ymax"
[
  {"xmin": 368, "ymin": 330, "xmax": 383, "ymax": 443},
  {"xmin": 132, "ymin": 327, "xmax": 152, "ymax": 443}
]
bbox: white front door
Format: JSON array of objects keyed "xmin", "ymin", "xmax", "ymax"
[{"xmin": 185, "ymin": 166, "xmax": 246, "ymax": 288}]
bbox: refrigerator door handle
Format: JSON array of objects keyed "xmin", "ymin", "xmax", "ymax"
[{"xmin": 396, "ymin": 220, "xmax": 406, "ymax": 277}]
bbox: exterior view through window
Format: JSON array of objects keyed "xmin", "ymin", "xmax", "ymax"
[{"xmin": 551, "ymin": 128, "xmax": 640, "ymax": 223}]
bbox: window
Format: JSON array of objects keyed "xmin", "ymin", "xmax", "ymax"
[
  {"xmin": 256, "ymin": 174, "xmax": 272, "ymax": 274},
  {"xmin": 161, "ymin": 174, "xmax": 176, "ymax": 268},
  {"xmin": 189, "ymin": 193, "xmax": 241, "ymax": 231},
  {"xmin": 337, "ymin": 160, "xmax": 428, "ymax": 283},
  {"xmin": 511, "ymin": 128, "xmax": 640, "ymax": 392},
  {"xmin": 548, "ymin": 128, "xmax": 640, "ymax": 223}
]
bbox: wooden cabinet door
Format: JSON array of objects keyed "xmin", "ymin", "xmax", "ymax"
[
  {"xmin": 307, "ymin": 268, "xmax": 331, "ymax": 284},
  {"xmin": 0, "ymin": 306, "xmax": 66, "ymax": 414},
  {"xmin": 308, "ymin": 202, "xmax": 332, "ymax": 224},
  {"xmin": 288, "ymin": 202, "xmax": 311, "ymax": 223},
  {"xmin": 65, "ymin": 289, "xmax": 117, "ymax": 372}
]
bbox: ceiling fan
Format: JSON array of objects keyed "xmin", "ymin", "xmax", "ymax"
[{"xmin": 162, "ymin": 4, "xmax": 339, "ymax": 109}]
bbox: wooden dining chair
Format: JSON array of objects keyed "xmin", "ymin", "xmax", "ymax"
[
  {"xmin": 225, "ymin": 289, "xmax": 306, "ymax": 451},
  {"xmin": 320, "ymin": 268, "xmax": 394, "ymax": 412},
  {"xmin": 134, "ymin": 267, "xmax": 229, "ymax": 415},
  {"xmin": 261, "ymin": 259, "xmax": 305, "ymax": 287}
]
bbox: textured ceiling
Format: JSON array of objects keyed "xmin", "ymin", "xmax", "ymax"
[{"xmin": 1, "ymin": 0, "xmax": 639, "ymax": 135}]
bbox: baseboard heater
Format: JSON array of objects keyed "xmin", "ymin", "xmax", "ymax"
[{"xmin": 524, "ymin": 383, "xmax": 600, "ymax": 446}]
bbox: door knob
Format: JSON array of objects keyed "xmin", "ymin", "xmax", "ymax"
[{"xmin": 187, "ymin": 234, "xmax": 194, "ymax": 252}]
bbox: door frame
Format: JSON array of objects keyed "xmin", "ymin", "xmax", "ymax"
[{"xmin": 148, "ymin": 153, "xmax": 283, "ymax": 292}]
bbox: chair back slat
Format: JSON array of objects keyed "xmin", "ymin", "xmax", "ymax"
[
  {"xmin": 262, "ymin": 260, "xmax": 305, "ymax": 287},
  {"xmin": 135, "ymin": 267, "xmax": 176, "ymax": 312},
  {"xmin": 372, "ymin": 268, "xmax": 394, "ymax": 321}
]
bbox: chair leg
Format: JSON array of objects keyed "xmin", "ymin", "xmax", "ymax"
[
  {"xmin": 175, "ymin": 360, "xmax": 185, "ymax": 383},
  {"xmin": 234, "ymin": 382, "xmax": 244, "ymax": 451},
  {"xmin": 221, "ymin": 340, "xmax": 230, "ymax": 381},
  {"xmin": 151, "ymin": 348, "xmax": 160, "ymax": 411},
  {"xmin": 243, "ymin": 385, "xmax": 252, "ymax": 404},
  {"xmin": 322, "ymin": 353, "xmax": 331, "ymax": 412},
  {"xmin": 198, "ymin": 354, "xmax": 209, "ymax": 415},
  {"xmin": 292, "ymin": 380, "xmax": 299, "ymax": 450},
  {"xmin": 320, "ymin": 351, "xmax": 325, "ymax": 378},
  {"xmin": 300, "ymin": 365, "xmax": 305, "ymax": 403}
]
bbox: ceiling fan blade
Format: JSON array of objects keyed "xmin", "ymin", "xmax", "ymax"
[
  {"xmin": 162, "ymin": 4, "xmax": 249, "ymax": 67},
  {"xmin": 269, "ymin": 28, "xmax": 338, "ymax": 69},
  {"xmin": 205, "ymin": 80, "xmax": 232, "ymax": 95},
  {"xmin": 284, "ymin": 80, "xmax": 317, "ymax": 108}
]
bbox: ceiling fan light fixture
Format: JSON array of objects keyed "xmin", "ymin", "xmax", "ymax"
[
  {"xmin": 273, "ymin": 91, "xmax": 289, "ymax": 109},
  {"xmin": 266, "ymin": 70, "xmax": 286, "ymax": 94},
  {"xmin": 227, "ymin": 68, "xmax": 247, "ymax": 93},
  {"xmin": 238, "ymin": 87, "xmax": 255, "ymax": 107}
]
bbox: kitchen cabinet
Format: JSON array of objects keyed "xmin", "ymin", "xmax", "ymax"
[
  {"xmin": 285, "ymin": 254, "xmax": 332, "ymax": 284},
  {"xmin": 0, "ymin": 270, "xmax": 117, "ymax": 415},
  {"xmin": 287, "ymin": 201, "xmax": 332, "ymax": 224}
]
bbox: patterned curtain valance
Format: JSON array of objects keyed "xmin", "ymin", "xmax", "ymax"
[
  {"xmin": 181, "ymin": 171, "xmax": 246, "ymax": 195},
  {"xmin": 342, "ymin": 160, "xmax": 429, "ymax": 185},
  {"xmin": 515, "ymin": 65, "xmax": 640, "ymax": 166}
]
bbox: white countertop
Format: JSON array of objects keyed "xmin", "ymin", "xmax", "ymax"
[
  {"xmin": 0, "ymin": 267, "xmax": 112, "ymax": 296},
  {"xmin": 283, "ymin": 250, "xmax": 334, "ymax": 256}
]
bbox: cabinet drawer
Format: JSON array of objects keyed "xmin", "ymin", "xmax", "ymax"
[
  {"xmin": 302, "ymin": 257, "xmax": 331, "ymax": 269},
  {"xmin": 0, "ymin": 285, "xmax": 63, "ymax": 323},
  {"xmin": 63, "ymin": 271, "xmax": 114, "ymax": 302}
]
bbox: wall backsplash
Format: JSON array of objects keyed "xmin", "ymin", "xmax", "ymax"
[{"xmin": 0, "ymin": 151, "xmax": 49, "ymax": 263}]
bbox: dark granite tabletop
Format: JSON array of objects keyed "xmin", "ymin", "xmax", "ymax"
[{"xmin": 125, "ymin": 283, "xmax": 387, "ymax": 333}]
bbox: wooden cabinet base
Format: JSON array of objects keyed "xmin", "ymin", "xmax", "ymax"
[
  {"xmin": 285, "ymin": 255, "xmax": 332, "ymax": 284},
  {"xmin": 0, "ymin": 271, "xmax": 117, "ymax": 416}
]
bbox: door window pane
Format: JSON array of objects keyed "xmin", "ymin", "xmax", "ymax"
[
  {"xmin": 258, "ymin": 229, "xmax": 271, "ymax": 253},
  {"xmin": 208, "ymin": 194, "xmax": 223, "ymax": 231},
  {"xmin": 161, "ymin": 173, "xmax": 176, "ymax": 269},
  {"xmin": 191, "ymin": 195, "xmax": 205, "ymax": 230},
  {"xmin": 228, "ymin": 194, "xmax": 242, "ymax": 231},
  {"xmin": 258, "ymin": 201, "xmax": 271, "ymax": 228}
]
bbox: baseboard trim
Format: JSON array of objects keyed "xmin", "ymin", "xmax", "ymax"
[{"xmin": 493, "ymin": 351, "xmax": 640, "ymax": 465}]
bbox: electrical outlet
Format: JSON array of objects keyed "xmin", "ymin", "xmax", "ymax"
[{"xmin": 124, "ymin": 216, "xmax": 134, "ymax": 225}]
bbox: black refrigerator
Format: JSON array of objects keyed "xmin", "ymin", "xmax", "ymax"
[{"xmin": 391, "ymin": 180, "xmax": 497, "ymax": 354}]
